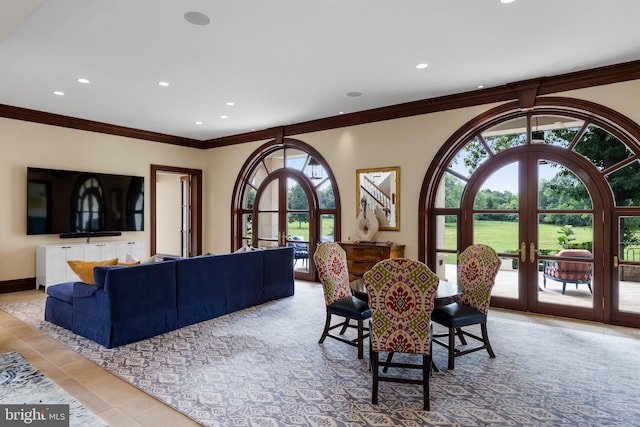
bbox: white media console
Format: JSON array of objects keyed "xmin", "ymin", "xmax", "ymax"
[{"xmin": 36, "ymin": 240, "xmax": 146, "ymax": 289}]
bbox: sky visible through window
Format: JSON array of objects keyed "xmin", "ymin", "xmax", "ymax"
[{"xmin": 452, "ymin": 157, "xmax": 559, "ymax": 195}]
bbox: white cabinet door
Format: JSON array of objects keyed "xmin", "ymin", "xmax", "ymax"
[
  {"xmin": 36, "ymin": 240, "xmax": 147, "ymax": 289},
  {"xmin": 84, "ymin": 242, "xmax": 118, "ymax": 261},
  {"xmin": 36, "ymin": 244, "xmax": 84, "ymax": 289},
  {"xmin": 116, "ymin": 240, "xmax": 147, "ymax": 262}
]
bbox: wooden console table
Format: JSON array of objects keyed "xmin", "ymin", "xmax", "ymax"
[{"xmin": 338, "ymin": 242, "xmax": 405, "ymax": 282}]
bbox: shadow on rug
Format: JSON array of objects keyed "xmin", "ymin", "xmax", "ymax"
[
  {"xmin": 2, "ymin": 282, "xmax": 640, "ymax": 427},
  {"xmin": 0, "ymin": 351, "xmax": 107, "ymax": 427}
]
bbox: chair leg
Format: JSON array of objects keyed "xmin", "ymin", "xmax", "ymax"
[
  {"xmin": 562, "ymin": 282, "xmax": 567, "ymax": 294},
  {"xmin": 587, "ymin": 282, "xmax": 593, "ymax": 294},
  {"xmin": 339, "ymin": 318, "xmax": 349, "ymax": 335},
  {"xmin": 481, "ymin": 322, "xmax": 495, "ymax": 358},
  {"xmin": 382, "ymin": 352, "xmax": 394, "ymax": 373},
  {"xmin": 371, "ymin": 351, "xmax": 379, "ymax": 405},
  {"xmin": 319, "ymin": 313, "xmax": 332, "ymax": 344},
  {"xmin": 423, "ymin": 354, "xmax": 431, "ymax": 411},
  {"xmin": 448, "ymin": 326, "xmax": 456, "ymax": 370},
  {"xmin": 357, "ymin": 319, "xmax": 364, "ymax": 359},
  {"xmin": 456, "ymin": 327, "xmax": 467, "ymax": 345}
]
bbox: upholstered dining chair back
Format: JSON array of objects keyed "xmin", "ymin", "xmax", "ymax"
[
  {"xmin": 457, "ymin": 244, "xmax": 501, "ymax": 315},
  {"xmin": 364, "ymin": 258, "xmax": 439, "ymax": 410},
  {"xmin": 313, "ymin": 242, "xmax": 353, "ymax": 305},
  {"xmin": 365, "ymin": 258, "xmax": 439, "ymax": 354},
  {"xmin": 313, "ymin": 242, "xmax": 371, "ymax": 359}
]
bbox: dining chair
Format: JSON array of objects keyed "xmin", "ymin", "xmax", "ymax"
[
  {"xmin": 363, "ymin": 258, "xmax": 439, "ymax": 410},
  {"xmin": 431, "ymin": 243, "xmax": 501, "ymax": 370},
  {"xmin": 313, "ymin": 242, "xmax": 371, "ymax": 359}
]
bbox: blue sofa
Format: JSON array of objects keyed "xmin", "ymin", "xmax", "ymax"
[{"xmin": 44, "ymin": 247, "xmax": 294, "ymax": 348}]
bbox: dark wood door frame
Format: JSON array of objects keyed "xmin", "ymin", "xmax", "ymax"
[{"xmin": 150, "ymin": 164, "xmax": 202, "ymax": 257}]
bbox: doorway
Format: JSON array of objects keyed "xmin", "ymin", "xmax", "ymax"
[
  {"xmin": 150, "ymin": 164, "xmax": 202, "ymax": 258},
  {"xmin": 423, "ymin": 102, "xmax": 640, "ymax": 328},
  {"xmin": 231, "ymin": 138, "xmax": 340, "ymax": 281}
]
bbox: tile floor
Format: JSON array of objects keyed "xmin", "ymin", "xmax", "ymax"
[
  {"xmin": 0, "ymin": 283, "xmax": 638, "ymax": 427},
  {"xmin": 0, "ymin": 289, "xmax": 199, "ymax": 427}
]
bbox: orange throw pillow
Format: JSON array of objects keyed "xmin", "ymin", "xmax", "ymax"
[{"xmin": 67, "ymin": 258, "xmax": 119, "ymax": 285}]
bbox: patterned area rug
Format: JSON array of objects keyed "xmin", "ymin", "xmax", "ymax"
[
  {"xmin": 0, "ymin": 351, "xmax": 107, "ymax": 426},
  {"xmin": 2, "ymin": 282, "xmax": 640, "ymax": 426}
]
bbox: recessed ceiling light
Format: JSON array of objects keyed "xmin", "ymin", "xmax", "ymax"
[
  {"xmin": 225, "ymin": 101, "xmax": 235, "ymax": 106},
  {"xmin": 220, "ymin": 115, "xmax": 228, "ymax": 119},
  {"xmin": 338, "ymin": 111, "xmax": 344, "ymax": 115},
  {"xmin": 53, "ymin": 91, "xmax": 65, "ymax": 96},
  {"xmin": 158, "ymin": 81, "xmax": 170, "ymax": 87},
  {"xmin": 416, "ymin": 63, "xmax": 429, "ymax": 69},
  {"xmin": 501, "ymin": 0, "xmax": 515, "ymax": 3},
  {"xmin": 184, "ymin": 11, "xmax": 211, "ymax": 26},
  {"xmin": 195, "ymin": 121, "xmax": 203, "ymax": 125},
  {"xmin": 477, "ymin": 84, "xmax": 485, "ymax": 89},
  {"xmin": 77, "ymin": 78, "xmax": 90, "ymax": 84},
  {"xmin": 346, "ymin": 91, "xmax": 362, "ymax": 97}
]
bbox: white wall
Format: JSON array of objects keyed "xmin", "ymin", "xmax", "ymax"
[{"xmin": 3, "ymin": 79, "xmax": 640, "ymax": 281}]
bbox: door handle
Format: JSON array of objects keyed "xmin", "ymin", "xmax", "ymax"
[
  {"xmin": 520, "ymin": 242, "xmax": 526, "ymax": 263},
  {"xmin": 529, "ymin": 242, "xmax": 538, "ymax": 264},
  {"xmin": 614, "ymin": 255, "xmax": 619, "ymax": 268}
]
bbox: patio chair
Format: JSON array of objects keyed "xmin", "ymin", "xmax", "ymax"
[
  {"xmin": 542, "ymin": 249, "xmax": 593, "ymax": 295},
  {"xmin": 289, "ymin": 236, "xmax": 309, "ymax": 267}
]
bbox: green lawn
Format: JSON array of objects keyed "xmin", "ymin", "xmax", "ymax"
[
  {"xmin": 450, "ymin": 220, "xmax": 593, "ymax": 254},
  {"xmin": 289, "ymin": 219, "xmax": 594, "ymax": 251},
  {"xmin": 289, "ymin": 218, "xmax": 640, "ymax": 262},
  {"xmin": 287, "ymin": 215, "xmax": 334, "ymax": 241}
]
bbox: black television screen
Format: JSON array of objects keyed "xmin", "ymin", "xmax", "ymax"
[{"xmin": 27, "ymin": 167, "xmax": 144, "ymax": 236}]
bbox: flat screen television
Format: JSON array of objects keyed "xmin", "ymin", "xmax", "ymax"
[{"xmin": 27, "ymin": 167, "xmax": 144, "ymax": 237}]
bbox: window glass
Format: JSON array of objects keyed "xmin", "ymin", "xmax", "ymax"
[
  {"xmin": 606, "ymin": 160, "xmax": 640, "ymax": 207},
  {"xmin": 436, "ymin": 172, "xmax": 466, "ymax": 208},
  {"xmin": 316, "ymin": 180, "xmax": 335, "ymax": 209},
  {"xmin": 538, "ymin": 161, "xmax": 592, "ymax": 210},
  {"xmin": 263, "ymin": 149, "xmax": 285, "ymax": 173},
  {"xmin": 531, "ymin": 115, "xmax": 584, "ymax": 146},
  {"xmin": 574, "ymin": 125, "xmax": 632, "ymax": 172},
  {"xmin": 481, "ymin": 117, "xmax": 527, "ymax": 153},
  {"xmin": 448, "ymin": 137, "xmax": 487, "ymax": 179},
  {"xmin": 284, "ymin": 148, "xmax": 306, "ymax": 170},
  {"xmin": 473, "ymin": 162, "xmax": 518, "ymax": 211},
  {"xmin": 258, "ymin": 179, "xmax": 278, "ymax": 211},
  {"xmin": 320, "ymin": 214, "xmax": 335, "ymax": 242}
]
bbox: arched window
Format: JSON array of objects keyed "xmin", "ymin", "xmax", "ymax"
[
  {"xmin": 421, "ymin": 97, "xmax": 640, "ymax": 328},
  {"xmin": 232, "ymin": 138, "xmax": 340, "ymax": 281}
]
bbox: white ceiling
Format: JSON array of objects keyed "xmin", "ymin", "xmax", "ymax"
[{"xmin": 1, "ymin": 0, "xmax": 640, "ymax": 141}]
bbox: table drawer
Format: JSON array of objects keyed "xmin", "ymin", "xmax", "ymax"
[
  {"xmin": 347, "ymin": 260, "xmax": 378, "ymax": 277},
  {"xmin": 339, "ymin": 242, "xmax": 405, "ymax": 283},
  {"xmin": 343, "ymin": 245, "xmax": 388, "ymax": 261}
]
